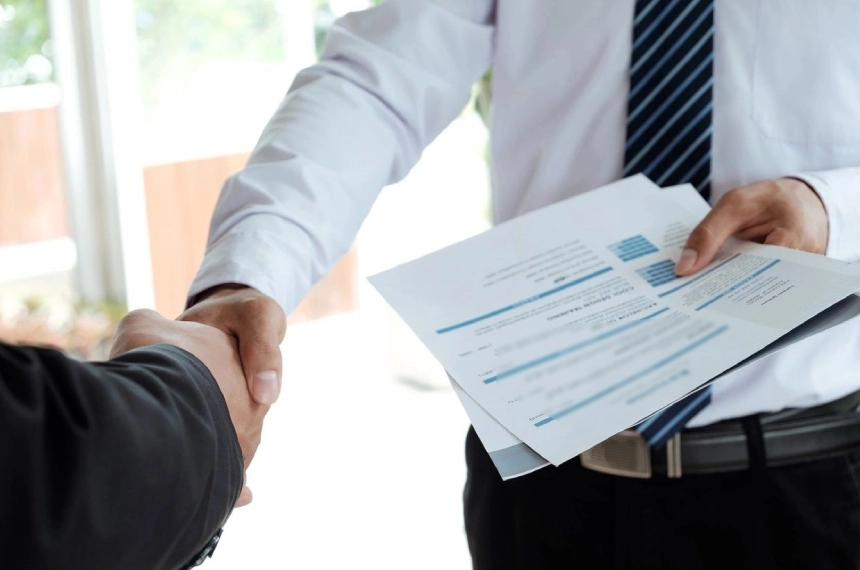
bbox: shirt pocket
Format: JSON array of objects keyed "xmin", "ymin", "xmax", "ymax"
[{"xmin": 751, "ymin": 0, "xmax": 860, "ymax": 146}]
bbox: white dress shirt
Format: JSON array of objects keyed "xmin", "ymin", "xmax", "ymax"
[{"xmin": 191, "ymin": 0, "xmax": 860, "ymax": 427}]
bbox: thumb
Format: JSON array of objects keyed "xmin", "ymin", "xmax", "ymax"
[
  {"xmin": 236, "ymin": 308, "xmax": 286, "ymax": 406},
  {"xmin": 676, "ymin": 198, "xmax": 746, "ymax": 276}
]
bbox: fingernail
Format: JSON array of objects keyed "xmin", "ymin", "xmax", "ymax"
[
  {"xmin": 676, "ymin": 248, "xmax": 698, "ymax": 274},
  {"xmin": 253, "ymin": 370, "xmax": 279, "ymax": 405}
]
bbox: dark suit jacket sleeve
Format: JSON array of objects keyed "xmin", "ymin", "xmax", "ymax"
[{"xmin": 0, "ymin": 342, "xmax": 244, "ymax": 570}]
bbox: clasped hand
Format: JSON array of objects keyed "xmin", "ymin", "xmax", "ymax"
[{"xmin": 110, "ymin": 286, "xmax": 286, "ymax": 508}]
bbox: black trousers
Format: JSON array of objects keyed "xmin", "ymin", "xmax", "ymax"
[{"xmin": 464, "ymin": 427, "xmax": 860, "ymax": 570}]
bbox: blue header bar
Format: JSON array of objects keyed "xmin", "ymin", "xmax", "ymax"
[{"xmin": 435, "ymin": 266, "xmax": 614, "ymax": 335}]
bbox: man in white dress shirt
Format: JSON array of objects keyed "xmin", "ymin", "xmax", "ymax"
[{"xmin": 180, "ymin": 1, "xmax": 860, "ymax": 568}]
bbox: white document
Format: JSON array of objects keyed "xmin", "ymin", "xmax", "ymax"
[
  {"xmin": 662, "ymin": 183, "xmax": 711, "ymax": 218},
  {"xmin": 449, "ymin": 183, "xmax": 711, "ymax": 479},
  {"xmin": 370, "ymin": 176, "xmax": 860, "ymax": 474}
]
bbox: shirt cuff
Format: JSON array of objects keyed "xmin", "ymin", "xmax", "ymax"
[
  {"xmin": 187, "ymin": 227, "xmax": 313, "ymax": 315},
  {"xmin": 792, "ymin": 168, "xmax": 860, "ymax": 262}
]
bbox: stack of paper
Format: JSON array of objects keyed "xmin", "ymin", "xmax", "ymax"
[{"xmin": 369, "ymin": 176, "xmax": 860, "ymax": 479}]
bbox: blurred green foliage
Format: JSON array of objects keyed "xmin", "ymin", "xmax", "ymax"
[
  {"xmin": 135, "ymin": 0, "xmax": 286, "ymax": 69},
  {"xmin": 134, "ymin": 0, "xmax": 286, "ymax": 109},
  {"xmin": 0, "ymin": 0, "xmax": 54, "ymax": 86}
]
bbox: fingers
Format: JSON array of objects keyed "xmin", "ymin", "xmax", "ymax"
[
  {"xmin": 235, "ymin": 485, "xmax": 253, "ymax": 508},
  {"xmin": 763, "ymin": 227, "xmax": 796, "ymax": 248},
  {"xmin": 734, "ymin": 223, "xmax": 773, "ymax": 242},
  {"xmin": 676, "ymin": 190, "xmax": 754, "ymax": 276}
]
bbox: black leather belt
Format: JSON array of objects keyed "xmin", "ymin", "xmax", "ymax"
[{"xmin": 580, "ymin": 391, "xmax": 860, "ymax": 478}]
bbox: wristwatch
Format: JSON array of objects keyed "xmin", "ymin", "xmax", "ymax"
[{"xmin": 181, "ymin": 528, "xmax": 224, "ymax": 569}]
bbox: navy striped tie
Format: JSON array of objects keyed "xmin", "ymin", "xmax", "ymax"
[
  {"xmin": 626, "ymin": 0, "xmax": 714, "ymax": 447},
  {"xmin": 624, "ymin": 0, "xmax": 714, "ymax": 200}
]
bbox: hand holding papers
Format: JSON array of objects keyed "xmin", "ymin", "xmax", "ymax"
[{"xmin": 369, "ymin": 176, "xmax": 860, "ymax": 479}]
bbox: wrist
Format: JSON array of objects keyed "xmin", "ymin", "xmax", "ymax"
[
  {"xmin": 189, "ymin": 284, "xmax": 250, "ymax": 307},
  {"xmin": 785, "ymin": 174, "xmax": 832, "ymax": 256}
]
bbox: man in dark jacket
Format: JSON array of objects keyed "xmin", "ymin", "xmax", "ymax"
[{"xmin": 0, "ymin": 308, "xmax": 268, "ymax": 569}]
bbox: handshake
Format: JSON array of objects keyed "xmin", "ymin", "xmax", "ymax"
[{"xmin": 110, "ymin": 285, "xmax": 286, "ymax": 507}]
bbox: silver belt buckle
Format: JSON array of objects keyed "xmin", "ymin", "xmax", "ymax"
[{"xmin": 580, "ymin": 431, "xmax": 683, "ymax": 479}]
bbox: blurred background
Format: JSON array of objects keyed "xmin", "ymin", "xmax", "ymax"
[{"xmin": 0, "ymin": 0, "xmax": 491, "ymax": 567}]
